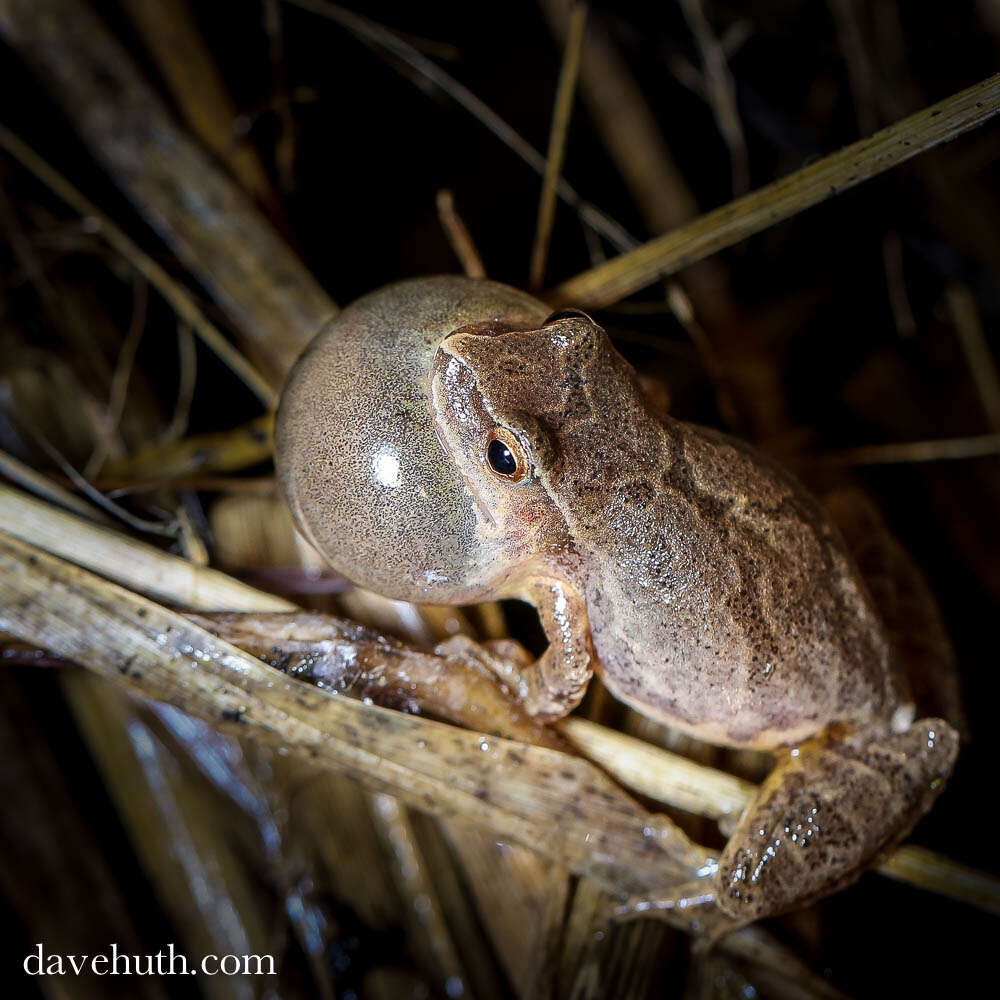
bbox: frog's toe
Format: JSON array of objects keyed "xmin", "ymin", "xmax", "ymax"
[
  {"xmin": 613, "ymin": 884, "xmax": 738, "ymax": 947},
  {"xmin": 434, "ymin": 633, "xmax": 532, "ymax": 694}
]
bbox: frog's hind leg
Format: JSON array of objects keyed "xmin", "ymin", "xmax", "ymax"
[{"xmin": 713, "ymin": 718, "xmax": 958, "ymax": 922}]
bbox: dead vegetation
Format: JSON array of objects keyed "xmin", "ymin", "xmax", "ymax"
[{"xmin": 1, "ymin": 1, "xmax": 999, "ymax": 997}]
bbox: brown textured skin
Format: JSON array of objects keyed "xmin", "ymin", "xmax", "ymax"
[{"xmin": 275, "ymin": 275, "xmax": 959, "ymax": 925}]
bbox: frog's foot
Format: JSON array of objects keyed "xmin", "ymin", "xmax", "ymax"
[
  {"xmin": 714, "ymin": 718, "xmax": 959, "ymax": 922},
  {"xmin": 437, "ymin": 626, "xmax": 589, "ymax": 721},
  {"xmin": 434, "ymin": 633, "xmax": 533, "ymax": 694}
]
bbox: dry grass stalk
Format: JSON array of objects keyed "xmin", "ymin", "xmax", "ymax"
[
  {"xmin": 4, "ymin": 482, "xmax": 996, "ymax": 915},
  {"xmin": 520, "ymin": 865, "xmax": 572, "ymax": 998},
  {"xmin": 0, "ymin": 530, "xmax": 710, "ymax": 900},
  {"xmin": 0, "ymin": 125, "xmax": 279, "ymax": 409},
  {"xmin": 561, "ymin": 717, "xmax": 754, "ymax": 822},
  {"xmin": 118, "ymin": 0, "xmax": 283, "ymax": 218},
  {"xmin": 0, "ymin": 0, "xmax": 336, "ymax": 384},
  {"xmin": 678, "ymin": 0, "xmax": 749, "ymax": 196},
  {"xmin": 551, "ymin": 73, "xmax": 1000, "ymax": 307},
  {"xmin": 822, "ymin": 433, "xmax": 1000, "ymax": 466},
  {"xmin": 528, "ymin": 1, "xmax": 588, "ymax": 290},
  {"xmin": 436, "ymin": 189, "xmax": 487, "ymax": 278},
  {"xmin": 877, "ymin": 845, "xmax": 1000, "ymax": 915},
  {"xmin": 102, "ymin": 415, "xmax": 276, "ymax": 481},
  {"xmin": 0, "ymin": 484, "xmax": 294, "ymax": 612},
  {"xmin": 369, "ymin": 794, "xmax": 473, "ymax": 998},
  {"xmin": 402, "ymin": 811, "xmax": 512, "ymax": 1000},
  {"xmin": 947, "ymin": 282, "xmax": 1000, "ymax": 431},
  {"xmin": 442, "ymin": 827, "xmax": 553, "ymax": 991}
]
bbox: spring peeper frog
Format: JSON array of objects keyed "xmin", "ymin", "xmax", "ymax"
[{"xmin": 275, "ymin": 275, "xmax": 958, "ymax": 926}]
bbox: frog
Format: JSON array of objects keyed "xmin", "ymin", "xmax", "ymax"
[{"xmin": 274, "ymin": 274, "xmax": 958, "ymax": 928}]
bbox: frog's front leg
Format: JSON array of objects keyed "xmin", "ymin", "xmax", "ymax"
[
  {"xmin": 711, "ymin": 717, "xmax": 958, "ymax": 923},
  {"xmin": 441, "ymin": 576, "xmax": 594, "ymax": 721},
  {"xmin": 503, "ymin": 576, "xmax": 594, "ymax": 719}
]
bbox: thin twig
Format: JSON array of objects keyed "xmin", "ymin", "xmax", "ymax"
[
  {"xmin": 0, "ymin": 124, "xmax": 278, "ymax": 409},
  {"xmin": 283, "ymin": 0, "xmax": 637, "ymax": 253},
  {"xmin": 946, "ymin": 283, "xmax": 1000, "ymax": 431},
  {"xmin": 0, "ymin": 448, "xmax": 114, "ymax": 524},
  {"xmin": 0, "ymin": 179, "xmax": 64, "ymax": 329},
  {"xmin": 827, "ymin": 0, "xmax": 879, "ymax": 135},
  {"xmin": 85, "ymin": 274, "xmax": 149, "ymax": 477},
  {"xmin": 263, "ymin": 0, "xmax": 299, "ymax": 194},
  {"xmin": 679, "ymin": 0, "xmax": 749, "ymax": 196},
  {"xmin": 164, "ymin": 320, "xmax": 198, "ymax": 444},
  {"xmin": 529, "ymin": 1, "xmax": 587, "ymax": 290},
  {"xmin": 436, "ymin": 189, "xmax": 486, "ymax": 278},
  {"xmin": 821, "ymin": 433, "xmax": 1000, "ymax": 466},
  {"xmin": 6, "ymin": 416, "xmax": 178, "ymax": 537},
  {"xmin": 550, "ymin": 74, "xmax": 1000, "ymax": 308},
  {"xmin": 882, "ymin": 231, "xmax": 917, "ymax": 337}
]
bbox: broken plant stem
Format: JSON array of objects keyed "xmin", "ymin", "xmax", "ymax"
[
  {"xmin": 436, "ymin": 189, "xmax": 486, "ymax": 278},
  {"xmin": 550, "ymin": 74, "xmax": 1000, "ymax": 308}
]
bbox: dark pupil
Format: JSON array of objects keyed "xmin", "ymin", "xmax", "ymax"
[{"xmin": 487, "ymin": 439, "xmax": 517, "ymax": 476}]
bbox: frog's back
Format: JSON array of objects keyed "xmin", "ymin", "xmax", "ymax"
[{"xmin": 578, "ymin": 421, "xmax": 905, "ymax": 749}]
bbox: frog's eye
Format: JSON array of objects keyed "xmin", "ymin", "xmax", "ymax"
[{"xmin": 485, "ymin": 428, "xmax": 529, "ymax": 483}]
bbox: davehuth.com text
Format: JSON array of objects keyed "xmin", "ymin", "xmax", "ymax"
[{"xmin": 23, "ymin": 943, "xmax": 275, "ymax": 978}]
